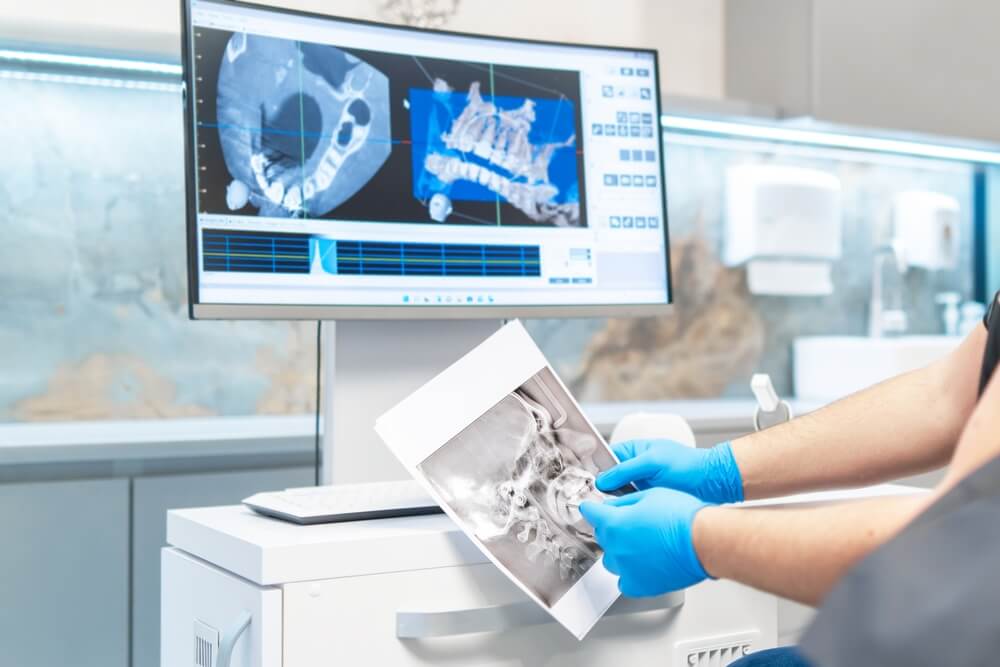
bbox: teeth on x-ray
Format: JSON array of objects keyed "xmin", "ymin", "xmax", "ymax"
[
  {"xmin": 424, "ymin": 82, "xmax": 580, "ymax": 226},
  {"xmin": 216, "ymin": 34, "xmax": 391, "ymax": 217}
]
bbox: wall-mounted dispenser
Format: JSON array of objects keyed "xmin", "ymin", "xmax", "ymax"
[
  {"xmin": 724, "ymin": 164, "xmax": 842, "ymax": 296},
  {"xmin": 891, "ymin": 190, "xmax": 960, "ymax": 271}
]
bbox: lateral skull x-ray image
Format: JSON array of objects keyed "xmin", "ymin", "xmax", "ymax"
[
  {"xmin": 419, "ymin": 368, "xmax": 619, "ymax": 607},
  {"xmin": 215, "ymin": 33, "xmax": 391, "ymax": 217}
]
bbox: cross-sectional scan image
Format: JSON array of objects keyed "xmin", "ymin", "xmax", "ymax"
[
  {"xmin": 418, "ymin": 368, "xmax": 617, "ymax": 607},
  {"xmin": 214, "ymin": 33, "xmax": 391, "ymax": 218},
  {"xmin": 193, "ymin": 28, "xmax": 587, "ymax": 227}
]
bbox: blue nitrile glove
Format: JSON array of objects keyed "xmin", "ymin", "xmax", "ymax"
[
  {"xmin": 579, "ymin": 488, "xmax": 710, "ymax": 597},
  {"xmin": 596, "ymin": 440, "xmax": 744, "ymax": 504}
]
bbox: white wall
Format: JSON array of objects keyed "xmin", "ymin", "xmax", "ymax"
[
  {"xmin": 726, "ymin": 0, "xmax": 1000, "ymax": 142},
  {"xmin": 1, "ymin": 0, "xmax": 724, "ymax": 98},
  {"xmin": 810, "ymin": 0, "xmax": 1000, "ymax": 142}
]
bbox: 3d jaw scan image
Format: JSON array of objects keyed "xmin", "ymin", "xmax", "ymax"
[
  {"xmin": 410, "ymin": 79, "xmax": 582, "ymax": 227},
  {"xmin": 418, "ymin": 368, "xmax": 616, "ymax": 607},
  {"xmin": 214, "ymin": 33, "xmax": 392, "ymax": 217}
]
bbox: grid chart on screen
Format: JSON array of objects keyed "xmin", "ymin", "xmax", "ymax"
[
  {"xmin": 202, "ymin": 229, "xmax": 311, "ymax": 274},
  {"xmin": 333, "ymin": 241, "xmax": 541, "ymax": 277},
  {"xmin": 202, "ymin": 229, "xmax": 542, "ymax": 278}
]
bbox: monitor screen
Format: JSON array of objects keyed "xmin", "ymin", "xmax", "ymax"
[{"xmin": 182, "ymin": 0, "xmax": 671, "ymax": 319}]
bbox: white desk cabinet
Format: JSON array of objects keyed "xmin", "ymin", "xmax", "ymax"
[
  {"xmin": 162, "ymin": 507, "xmax": 779, "ymax": 666},
  {"xmin": 163, "ymin": 486, "xmax": 923, "ymax": 665}
]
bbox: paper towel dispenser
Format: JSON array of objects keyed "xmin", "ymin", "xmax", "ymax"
[
  {"xmin": 891, "ymin": 190, "xmax": 960, "ymax": 271},
  {"xmin": 724, "ymin": 164, "xmax": 842, "ymax": 296}
]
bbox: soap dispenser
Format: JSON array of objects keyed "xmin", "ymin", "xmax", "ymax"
[{"xmin": 936, "ymin": 292, "xmax": 961, "ymax": 336}]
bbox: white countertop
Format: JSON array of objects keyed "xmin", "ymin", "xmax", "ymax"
[
  {"xmin": 0, "ymin": 415, "xmax": 317, "ymax": 465},
  {"xmin": 0, "ymin": 399, "xmax": 825, "ymax": 466},
  {"xmin": 167, "ymin": 483, "xmax": 922, "ymax": 586}
]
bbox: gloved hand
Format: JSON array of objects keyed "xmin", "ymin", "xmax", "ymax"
[
  {"xmin": 596, "ymin": 440, "xmax": 744, "ymax": 504},
  {"xmin": 579, "ymin": 488, "xmax": 711, "ymax": 597}
]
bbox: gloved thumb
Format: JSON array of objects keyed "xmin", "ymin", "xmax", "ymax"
[
  {"xmin": 596, "ymin": 456, "xmax": 657, "ymax": 492},
  {"xmin": 578, "ymin": 500, "xmax": 616, "ymax": 529}
]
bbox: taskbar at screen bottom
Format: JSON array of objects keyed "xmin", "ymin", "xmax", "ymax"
[
  {"xmin": 191, "ymin": 300, "xmax": 671, "ymax": 320},
  {"xmin": 196, "ymin": 286, "xmax": 668, "ymax": 309}
]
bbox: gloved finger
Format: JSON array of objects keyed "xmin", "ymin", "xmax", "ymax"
[
  {"xmin": 596, "ymin": 455, "xmax": 658, "ymax": 491},
  {"xmin": 619, "ymin": 575, "xmax": 659, "ymax": 598},
  {"xmin": 602, "ymin": 553, "xmax": 621, "ymax": 576},
  {"xmin": 610, "ymin": 440, "xmax": 642, "ymax": 462},
  {"xmin": 578, "ymin": 500, "xmax": 617, "ymax": 531},
  {"xmin": 602, "ymin": 488, "xmax": 650, "ymax": 507}
]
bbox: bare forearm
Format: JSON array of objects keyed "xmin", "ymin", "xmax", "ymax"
[
  {"xmin": 692, "ymin": 495, "xmax": 928, "ymax": 605},
  {"xmin": 731, "ymin": 329, "xmax": 984, "ymax": 500}
]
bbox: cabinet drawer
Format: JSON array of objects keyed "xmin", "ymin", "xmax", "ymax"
[{"xmin": 283, "ymin": 562, "xmax": 775, "ymax": 666}]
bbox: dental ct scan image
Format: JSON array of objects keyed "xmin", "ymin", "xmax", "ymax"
[
  {"xmin": 418, "ymin": 367, "xmax": 616, "ymax": 607},
  {"xmin": 194, "ymin": 27, "xmax": 586, "ymax": 227}
]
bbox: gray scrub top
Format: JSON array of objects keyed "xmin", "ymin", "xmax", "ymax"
[
  {"xmin": 799, "ymin": 292, "xmax": 1000, "ymax": 666},
  {"xmin": 799, "ymin": 455, "xmax": 1000, "ymax": 666}
]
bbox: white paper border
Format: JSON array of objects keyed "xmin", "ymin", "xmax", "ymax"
[{"xmin": 375, "ymin": 320, "xmax": 620, "ymax": 639}]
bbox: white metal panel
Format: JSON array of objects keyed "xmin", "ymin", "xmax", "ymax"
[
  {"xmin": 161, "ymin": 548, "xmax": 282, "ymax": 667},
  {"xmin": 0, "ymin": 478, "xmax": 129, "ymax": 667},
  {"xmin": 134, "ymin": 467, "xmax": 313, "ymax": 667},
  {"xmin": 282, "ymin": 562, "xmax": 777, "ymax": 666}
]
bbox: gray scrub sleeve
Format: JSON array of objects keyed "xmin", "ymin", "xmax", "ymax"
[{"xmin": 799, "ymin": 455, "xmax": 1000, "ymax": 667}]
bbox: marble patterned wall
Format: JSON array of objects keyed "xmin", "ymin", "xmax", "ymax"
[
  {"xmin": 0, "ymin": 76, "xmax": 976, "ymax": 421},
  {"xmin": 528, "ymin": 134, "xmax": 975, "ymax": 400},
  {"xmin": 0, "ymin": 79, "xmax": 319, "ymax": 421}
]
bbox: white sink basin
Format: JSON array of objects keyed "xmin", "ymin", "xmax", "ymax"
[{"xmin": 794, "ymin": 336, "xmax": 963, "ymax": 402}]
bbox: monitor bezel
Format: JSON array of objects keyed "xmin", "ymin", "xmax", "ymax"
[{"xmin": 181, "ymin": 0, "xmax": 673, "ymax": 320}]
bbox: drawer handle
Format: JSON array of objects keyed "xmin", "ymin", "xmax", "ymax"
[{"xmin": 396, "ymin": 590, "xmax": 683, "ymax": 639}]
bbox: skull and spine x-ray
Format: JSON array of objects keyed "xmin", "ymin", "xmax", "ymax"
[{"xmin": 418, "ymin": 368, "xmax": 618, "ymax": 607}]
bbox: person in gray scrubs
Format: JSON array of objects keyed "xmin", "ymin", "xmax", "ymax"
[{"xmin": 581, "ymin": 292, "xmax": 1000, "ymax": 666}]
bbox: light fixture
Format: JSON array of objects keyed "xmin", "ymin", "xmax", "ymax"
[
  {"xmin": 0, "ymin": 48, "xmax": 181, "ymax": 76},
  {"xmin": 661, "ymin": 114, "xmax": 1000, "ymax": 166},
  {"xmin": 0, "ymin": 69, "xmax": 180, "ymax": 92}
]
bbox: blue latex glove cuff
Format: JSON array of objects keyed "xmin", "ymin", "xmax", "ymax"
[
  {"xmin": 674, "ymin": 503, "xmax": 712, "ymax": 583},
  {"xmin": 698, "ymin": 441, "xmax": 745, "ymax": 504}
]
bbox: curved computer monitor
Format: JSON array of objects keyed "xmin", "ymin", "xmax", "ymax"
[{"xmin": 181, "ymin": 0, "xmax": 671, "ymax": 319}]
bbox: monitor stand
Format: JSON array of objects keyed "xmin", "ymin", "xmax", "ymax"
[{"xmin": 320, "ymin": 319, "xmax": 502, "ymax": 484}]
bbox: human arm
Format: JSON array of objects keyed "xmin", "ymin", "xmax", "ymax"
[
  {"xmin": 730, "ymin": 326, "xmax": 986, "ymax": 499},
  {"xmin": 694, "ymin": 361, "xmax": 1000, "ymax": 605},
  {"xmin": 587, "ymin": 355, "xmax": 1000, "ymax": 605},
  {"xmin": 599, "ymin": 326, "xmax": 988, "ymax": 503},
  {"xmin": 583, "ymin": 486, "xmax": 931, "ymax": 605},
  {"xmin": 691, "ymin": 495, "xmax": 929, "ymax": 605}
]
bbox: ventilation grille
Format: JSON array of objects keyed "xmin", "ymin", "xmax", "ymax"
[
  {"xmin": 675, "ymin": 630, "xmax": 760, "ymax": 667},
  {"xmin": 195, "ymin": 637, "xmax": 214, "ymax": 667},
  {"xmin": 194, "ymin": 619, "xmax": 219, "ymax": 667}
]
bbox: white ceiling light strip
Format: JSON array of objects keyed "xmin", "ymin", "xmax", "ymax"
[
  {"xmin": 0, "ymin": 69, "xmax": 181, "ymax": 92},
  {"xmin": 0, "ymin": 49, "xmax": 181, "ymax": 76},
  {"xmin": 661, "ymin": 114, "xmax": 1000, "ymax": 165}
]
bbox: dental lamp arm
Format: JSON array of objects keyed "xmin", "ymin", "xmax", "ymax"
[{"xmin": 730, "ymin": 325, "xmax": 987, "ymax": 500}]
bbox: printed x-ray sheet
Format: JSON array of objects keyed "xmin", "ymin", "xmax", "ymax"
[{"xmin": 375, "ymin": 320, "xmax": 621, "ymax": 639}]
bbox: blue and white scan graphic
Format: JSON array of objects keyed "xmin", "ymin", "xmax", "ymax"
[
  {"xmin": 215, "ymin": 33, "xmax": 391, "ymax": 217},
  {"xmin": 410, "ymin": 80, "xmax": 581, "ymax": 227}
]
